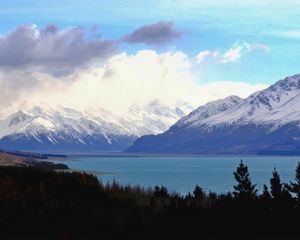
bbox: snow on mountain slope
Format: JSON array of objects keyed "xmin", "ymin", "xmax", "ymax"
[
  {"xmin": 125, "ymin": 100, "xmax": 191, "ymax": 136},
  {"xmin": 175, "ymin": 96, "xmax": 242, "ymax": 128},
  {"xmin": 175, "ymin": 74, "xmax": 300, "ymax": 129},
  {"xmin": 0, "ymin": 100, "xmax": 193, "ymax": 152},
  {"xmin": 127, "ymin": 74, "xmax": 300, "ymax": 154}
]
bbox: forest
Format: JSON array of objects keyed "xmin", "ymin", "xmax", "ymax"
[{"xmin": 0, "ymin": 161, "xmax": 300, "ymax": 239}]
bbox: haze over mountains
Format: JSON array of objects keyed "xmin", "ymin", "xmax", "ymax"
[
  {"xmin": 0, "ymin": 101, "xmax": 192, "ymax": 152},
  {"xmin": 127, "ymin": 74, "xmax": 300, "ymax": 155}
]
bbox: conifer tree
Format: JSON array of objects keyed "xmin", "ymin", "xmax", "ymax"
[
  {"xmin": 270, "ymin": 168, "xmax": 282, "ymax": 200},
  {"xmin": 153, "ymin": 185, "xmax": 169, "ymax": 198},
  {"xmin": 193, "ymin": 185, "xmax": 204, "ymax": 200},
  {"xmin": 261, "ymin": 184, "xmax": 271, "ymax": 201},
  {"xmin": 192, "ymin": 185, "xmax": 206, "ymax": 208},
  {"xmin": 260, "ymin": 185, "xmax": 272, "ymax": 210},
  {"xmin": 286, "ymin": 162, "xmax": 300, "ymax": 205},
  {"xmin": 233, "ymin": 160, "xmax": 257, "ymax": 200},
  {"xmin": 269, "ymin": 168, "xmax": 292, "ymax": 208}
]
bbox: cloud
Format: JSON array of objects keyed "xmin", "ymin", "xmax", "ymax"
[
  {"xmin": 0, "ymin": 23, "xmax": 267, "ymax": 115},
  {"xmin": 1, "ymin": 50, "xmax": 268, "ymax": 115},
  {"xmin": 273, "ymin": 30, "xmax": 300, "ymax": 39},
  {"xmin": 196, "ymin": 50, "xmax": 219, "ymax": 64},
  {"xmin": 196, "ymin": 42, "xmax": 270, "ymax": 64},
  {"xmin": 220, "ymin": 43, "xmax": 249, "ymax": 63},
  {"xmin": 194, "ymin": 81, "xmax": 268, "ymax": 101},
  {"xmin": 0, "ymin": 24, "xmax": 117, "ymax": 72},
  {"xmin": 249, "ymin": 43, "xmax": 271, "ymax": 53},
  {"xmin": 123, "ymin": 21, "xmax": 181, "ymax": 45}
]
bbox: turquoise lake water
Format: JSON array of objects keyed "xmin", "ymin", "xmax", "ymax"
[{"xmin": 53, "ymin": 155, "xmax": 300, "ymax": 195}]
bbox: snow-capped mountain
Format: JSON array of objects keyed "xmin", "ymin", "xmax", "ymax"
[
  {"xmin": 127, "ymin": 74, "xmax": 300, "ymax": 155},
  {"xmin": 0, "ymin": 101, "xmax": 193, "ymax": 152}
]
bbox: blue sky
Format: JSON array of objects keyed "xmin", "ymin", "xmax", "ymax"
[
  {"xmin": 2, "ymin": 0, "xmax": 300, "ymax": 84},
  {"xmin": 1, "ymin": 0, "xmax": 300, "ymax": 111}
]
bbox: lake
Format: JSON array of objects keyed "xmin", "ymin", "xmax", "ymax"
[{"xmin": 53, "ymin": 155, "xmax": 300, "ymax": 195}]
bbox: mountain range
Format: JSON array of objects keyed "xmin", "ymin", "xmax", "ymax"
[
  {"xmin": 0, "ymin": 101, "xmax": 192, "ymax": 152},
  {"xmin": 2, "ymin": 74, "xmax": 300, "ymax": 155},
  {"xmin": 127, "ymin": 74, "xmax": 300, "ymax": 155}
]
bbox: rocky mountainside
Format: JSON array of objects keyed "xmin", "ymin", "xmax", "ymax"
[
  {"xmin": 127, "ymin": 74, "xmax": 300, "ymax": 155},
  {"xmin": 0, "ymin": 101, "xmax": 193, "ymax": 152}
]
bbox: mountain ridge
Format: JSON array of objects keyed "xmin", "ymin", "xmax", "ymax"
[
  {"xmin": 126, "ymin": 74, "xmax": 300, "ymax": 154},
  {"xmin": 0, "ymin": 100, "xmax": 193, "ymax": 152}
]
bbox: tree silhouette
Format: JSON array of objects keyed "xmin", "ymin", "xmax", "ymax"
[
  {"xmin": 286, "ymin": 162, "xmax": 300, "ymax": 206},
  {"xmin": 193, "ymin": 185, "xmax": 204, "ymax": 200},
  {"xmin": 233, "ymin": 160, "xmax": 257, "ymax": 200},
  {"xmin": 1, "ymin": 163, "xmax": 300, "ymax": 238},
  {"xmin": 269, "ymin": 168, "xmax": 292, "ymax": 209},
  {"xmin": 270, "ymin": 168, "xmax": 282, "ymax": 200},
  {"xmin": 153, "ymin": 185, "xmax": 169, "ymax": 198},
  {"xmin": 261, "ymin": 184, "xmax": 271, "ymax": 203}
]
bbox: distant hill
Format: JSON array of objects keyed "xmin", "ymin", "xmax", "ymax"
[
  {"xmin": 0, "ymin": 151, "xmax": 68, "ymax": 169},
  {"xmin": 0, "ymin": 152, "xmax": 26, "ymax": 166}
]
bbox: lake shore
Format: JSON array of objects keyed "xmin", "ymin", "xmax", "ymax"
[{"xmin": 0, "ymin": 152, "xmax": 69, "ymax": 170}]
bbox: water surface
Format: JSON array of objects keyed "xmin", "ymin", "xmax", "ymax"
[{"xmin": 53, "ymin": 155, "xmax": 300, "ymax": 195}]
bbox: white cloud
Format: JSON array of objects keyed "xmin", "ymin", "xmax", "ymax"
[
  {"xmin": 273, "ymin": 30, "xmax": 300, "ymax": 39},
  {"xmin": 42, "ymin": 50, "xmax": 195, "ymax": 111},
  {"xmin": 220, "ymin": 43, "xmax": 250, "ymax": 63},
  {"xmin": 196, "ymin": 50, "xmax": 219, "ymax": 63},
  {"xmin": 1, "ymin": 50, "xmax": 268, "ymax": 115},
  {"xmin": 193, "ymin": 81, "xmax": 268, "ymax": 103},
  {"xmin": 195, "ymin": 42, "xmax": 270, "ymax": 64}
]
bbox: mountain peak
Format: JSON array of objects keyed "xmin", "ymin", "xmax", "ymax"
[
  {"xmin": 174, "ymin": 95, "xmax": 242, "ymax": 129},
  {"xmin": 127, "ymin": 73, "xmax": 300, "ymax": 154},
  {"xmin": 0, "ymin": 100, "xmax": 193, "ymax": 152},
  {"xmin": 271, "ymin": 74, "xmax": 300, "ymax": 91}
]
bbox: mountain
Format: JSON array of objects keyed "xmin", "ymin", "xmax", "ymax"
[
  {"xmin": 126, "ymin": 74, "xmax": 300, "ymax": 155},
  {"xmin": 0, "ymin": 101, "xmax": 193, "ymax": 152}
]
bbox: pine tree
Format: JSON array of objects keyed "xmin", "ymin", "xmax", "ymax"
[
  {"xmin": 233, "ymin": 160, "xmax": 257, "ymax": 200},
  {"xmin": 286, "ymin": 162, "xmax": 300, "ymax": 206},
  {"xmin": 261, "ymin": 184, "xmax": 271, "ymax": 201},
  {"xmin": 193, "ymin": 185, "xmax": 204, "ymax": 200},
  {"xmin": 270, "ymin": 168, "xmax": 282, "ymax": 200},
  {"xmin": 269, "ymin": 168, "xmax": 292, "ymax": 209},
  {"xmin": 260, "ymin": 185, "xmax": 272, "ymax": 209},
  {"xmin": 192, "ymin": 185, "xmax": 206, "ymax": 208},
  {"xmin": 153, "ymin": 185, "xmax": 169, "ymax": 198}
]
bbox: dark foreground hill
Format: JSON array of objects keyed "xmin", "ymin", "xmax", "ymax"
[{"xmin": 0, "ymin": 162, "xmax": 300, "ymax": 239}]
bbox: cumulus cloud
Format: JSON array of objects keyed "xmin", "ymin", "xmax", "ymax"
[
  {"xmin": 1, "ymin": 50, "xmax": 267, "ymax": 115},
  {"xmin": 0, "ymin": 24, "xmax": 116, "ymax": 72},
  {"xmin": 123, "ymin": 21, "xmax": 181, "ymax": 45},
  {"xmin": 0, "ymin": 24, "xmax": 268, "ymax": 115},
  {"xmin": 196, "ymin": 42, "xmax": 270, "ymax": 64},
  {"xmin": 0, "ymin": 24, "xmax": 119, "ymax": 112}
]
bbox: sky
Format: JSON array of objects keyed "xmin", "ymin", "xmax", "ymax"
[{"xmin": 1, "ymin": 0, "xmax": 300, "ymax": 113}]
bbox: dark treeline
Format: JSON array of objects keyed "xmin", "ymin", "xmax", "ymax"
[{"xmin": 1, "ymin": 161, "xmax": 300, "ymax": 239}]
